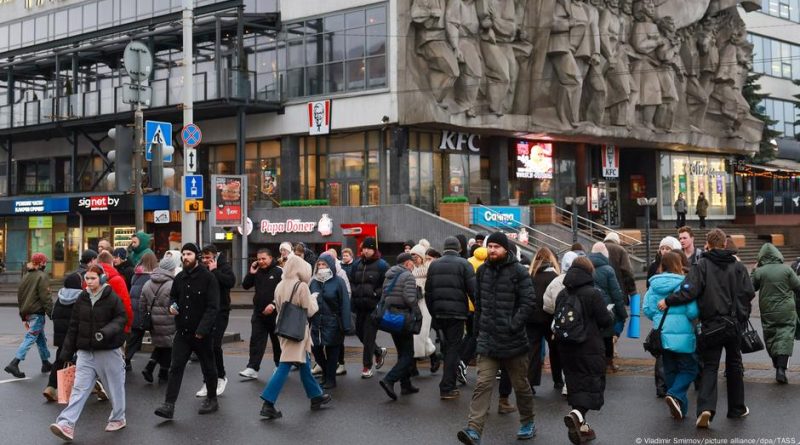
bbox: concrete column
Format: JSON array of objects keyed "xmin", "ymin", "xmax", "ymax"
[
  {"xmin": 489, "ymin": 136, "xmax": 509, "ymax": 205},
  {"xmin": 389, "ymin": 127, "xmax": 409, "ymax": 204},
  {"xmin": 280, "ymin": 135, "xmax": 300, "ymax": 200}
]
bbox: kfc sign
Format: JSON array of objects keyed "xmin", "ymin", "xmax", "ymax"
[
  {"xmin": 78, "ymin": 196, "xmax": 121, "ymax": 212},
  {"xmin": 308, "ymin": 99, "xmax": 331, "ymax": 135}
]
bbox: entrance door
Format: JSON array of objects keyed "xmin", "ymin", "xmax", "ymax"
[{"xmin": 328, "ymin": 180, "xmax": 362, "ymax": 206}]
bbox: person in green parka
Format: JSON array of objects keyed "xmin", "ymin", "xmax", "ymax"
[
  {"xmin": 751, "ymin": 243, "xmax": 800, "ymax": 384},
  {"xmin": 127, "ymin": 232, "xmax": 154, "ymax": 268}
]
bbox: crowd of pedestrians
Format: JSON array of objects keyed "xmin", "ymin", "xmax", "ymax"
[{"xmin": 3, "ymin": 224, "xmax": 800, "ymax": 444}]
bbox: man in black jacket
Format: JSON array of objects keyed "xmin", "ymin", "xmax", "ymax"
[
  {"xmin": 426, "ymin": 236, "xmax": 476, "ymax": 399},
  {"xmin": 112, "ymin": 248, "xmax": 134, "ymax": 290},
  {"xmin": 348, "ymin": 237, "xmax": 389, "ymax": 378},
  {"xmin": 458, "ymin": 232, "xmax": 537, "ymax": 445},
  {"xmin": 658, "ymin": 229, "xmax": 754, "ymax": 429},
  {"xmin": 198, "ymin": 244, "xmax": 236, "ymax": 397},
  {"xmin": 155, "ymin": 243, "xmax": 220, "ymax": 419},
  {"xmin": 239, "ymin": 248, "xmax": 282, "ymax": 380}
]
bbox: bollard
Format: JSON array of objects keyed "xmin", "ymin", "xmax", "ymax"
[{"xmin": 627, "ymin": 293, "xmax": 641, "ymax": 339}]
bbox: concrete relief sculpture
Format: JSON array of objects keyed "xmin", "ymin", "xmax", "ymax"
[{"xmin": 400, "ymin": 0, "xmax": 764, "ymax": 154}]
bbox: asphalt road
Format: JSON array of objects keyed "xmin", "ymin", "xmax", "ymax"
[{"xmin": 1, "ymin": 307, "xmax": 799, "ymax": 445}]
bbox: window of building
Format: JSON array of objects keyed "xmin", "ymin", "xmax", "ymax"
[
  {"xmin": 748, "ymin": 33, "xmax": 800, "ymax": 79},
  {"xmin": 279, "ymin": 3, "xmax": 387, "ymax": 99},
  {"xmin": 658, "ymin": 152, "xmax": 735, "ymax": 220},
  {"xmin": 759, "ymin": 97, "xmax": 797, "ymax": 138},
  {"xmin": 762, "ymin": 0, "xmax": 800, "ymax": 22}
]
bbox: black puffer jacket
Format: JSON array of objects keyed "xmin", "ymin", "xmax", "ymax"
[
  {"xmin": 530, "ymin": 264, "xmax": 559, "ymax": 325},
  {"xmin": 170, "ymin": 264, "xmax": 220, "ymax": 337},
  {"xmin": 129, "ymin": 271, "xmax": 151, "ymax": 329},
  {"xmin": 425, "ymin": 251, "xmax": 477, "ymax": 320},
  {"xmin": 557, "ymin": 265, "xmax": 613, "ymax": 411},
  {"xmin": 52, "ymin": 267, "xmax": 87, "ymax": 348},
  {"xmin": 665, "ymin": 249, "xmax": 755, "ymax": 322},
  {"xmin": 242, "ymin": 262, "xmax": 283, "ymax": 315},
  {"xmin": 115, "ymin": 259, "xmax": 135, "ymax": 290},
  {"xmin": 210, "ymin": 255, "xmax": 236, "ymax": 312},
  {"xmin": 60, "ymin": 285, "xmax": 128, "ymax": 360},
  {"xmin": 474, "ymin": 253, "xmax": 537, "ymax": 359},
  {"xmin": 349, "ymin": 252, "xmax": 389, "ymax": 312}
]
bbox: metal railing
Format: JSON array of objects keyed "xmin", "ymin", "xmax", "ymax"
[
  {"xmin": 475, "ymin": 204, "xmax": 571, "ymax": 255},
  {"xmin": 554, "ymin": 205, "xmax": 647, "ymax": 267}
]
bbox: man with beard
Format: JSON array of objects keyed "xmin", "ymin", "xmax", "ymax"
[{"xmin": 155, "ymin": 243, "xmax": 220, "ymax": 419}]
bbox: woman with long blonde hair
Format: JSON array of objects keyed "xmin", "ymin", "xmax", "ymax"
[{"xmin": 527, "ymin": 247, "xmax": 563, "ymax": 393}]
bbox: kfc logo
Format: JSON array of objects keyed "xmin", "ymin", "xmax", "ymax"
[
  {"xmin": 307, "ymin": 99, "xmax": 331, "ymax": 135},
  {"xmin": 78, "ymin": 196, "xmax": 120, "ymax": 211}
]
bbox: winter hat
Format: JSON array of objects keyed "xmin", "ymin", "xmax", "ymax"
[
  {"xmin": 160, "ymin": 253, "xmax": 180, "ymax": 272},
  {"xmin": 403, "ymin": 240, "xmax": 414, "ymax": 250},
  {"xmin": 181, "ymin": 243, "xmax": 200, "ymax": 255},
  {"xmin": 80, "ymin": 249, "xmax": 98, "ymax": 265},
  {"xmin": 31, "ymin": 252, "xmax": 48, "ymax": 266},
  {"xmin": 113, "ymin": 248, "xmax": 128, "ymax": 260},
  {"xmin": 397, "ymin": 253, "xmax": 413, "ymax": 265},
  {"xmin": 444, "ymin": 236, "xmax": 462, "ymax": 252},
  {"xmin": 485, "ymin": 232, "xmax": 510, "ymax": 252},
  {"xmin": 410, "ymin": 244, "xmax": 427, "ymax": 259},
  {"xmin": 591, "ymin": 242, "xmax": 609, "ymax": 258},
  {"xmin": 659, "ymin": 236, "xmax": 681, "ymax": 251},
  {"xmin": 604, "ymin": 232, "xmax": 621, "ymax": 244},
  {"xmin": 473, "ymin": 246, "xmax": 488, "ymax": 261},
  {"xmin": 362, "ymin": 237, "xmax": 377, "ymax": 250},
  {"xmin": 279, "ymin": 242, "xmax": 293, "ymax": 255},
  {"xmin": 561, "ymin": 251, "xmax": 579, "ymax": 272},
  {"xmin": 475, "ymin": 233, "xmax": 487, "ymax": 242},
  {"xmin": 418, "ymin": 238, "xmax": 431, "ymax": 249}
]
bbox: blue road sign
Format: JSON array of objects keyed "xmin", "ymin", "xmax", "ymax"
[
  {"xmin": 182, "ymin": 123, "xmax": 202, "ymax": 148},
  {"xmin": 145, "ymin": 120, "xmax": 173, "ymax": 162},
  {"xmin": 184, "ymin": 175, "xmax": 204, "ymax": 199}
]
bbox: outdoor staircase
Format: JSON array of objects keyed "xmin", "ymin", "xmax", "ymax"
[{"xmin": 630, "ymin": 227, "xmax": 800, "ymax": 266}]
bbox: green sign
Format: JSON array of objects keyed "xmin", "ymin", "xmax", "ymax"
[
  {"xmin": 28, "ymin": 216, "xmax": 53, "ymax": 229},
  {"xmin": 678, "ymin": 175, "xmax": 687, "ymax": 193}
]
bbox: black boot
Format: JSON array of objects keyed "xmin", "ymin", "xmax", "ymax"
[
  {"xmin": 198, "ymin": 397, "xmax": 219, "ymax": 415},
  {"xmin": 260, "ymin": 401, "xmax": 282, "ymax": 419},
  {"xmin": 776, "ymin": 355, "xmax": 789, "ymax": 384},
  {"xmin": 158, "ymin": 369, "xmax": 169, "ymax": 384},
  {"xmin": 310, "ymin": 393, "xmax": 331, "ymax": 410},
  {"xmin": 430, "ymin": 352, "xmax": 442, "ymax": 374},
  {"xmin": 154, "ymin": 402, "xmax": 175, "ymax": 419},
  {"xmin": 4, "ymin": 358, "xmax": 25, "ymax": 378},
  {"xmin": 142, "ymin": 360, "xmax": 156, "ymax": 383},
  {"xmin": 41, "ymin": 360, "xmax": 52, "ymax": 373}
]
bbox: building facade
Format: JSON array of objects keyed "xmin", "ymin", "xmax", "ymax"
[{"xmin": 0, "ymin": 0, "xmax": 766, "ymax": 276}]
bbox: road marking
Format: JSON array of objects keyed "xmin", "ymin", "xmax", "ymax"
[{"xmin": 0, "ymin": 377, "xmax": 30, "ymax": 384}]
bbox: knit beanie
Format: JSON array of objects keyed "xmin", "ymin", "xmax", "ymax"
[
  {"xmin": 659, "ymin": 236, "xmax": 681, "ymax": 251},
  {"xmin": 604, "ymin": 232, "xmax": 621, "ymax": 244},
  {"xmin": 362, "ymin": 237, "xmax": 377, "ymax": 250},
  {"xmin": 444, "ymin": 236, "xmax": 461, "ymax": 252},
  {"xmin": 181, "ymin": 243, "xmax": 200, "ymax": 254},
  {"xmin": 31, "ymin": 252, "xmax": 48, "ymax": 266},
  {"xmin": 485, "ymin": 232, "xmax": 510, "ymax": 252}
]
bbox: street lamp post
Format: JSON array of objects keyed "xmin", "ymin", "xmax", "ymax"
[
  {"xmin": 636, "ymin": 197, "xmax": 659, "ymax": 268},
  {"xmin": 564, "ymin": 196, "xmax": 586, "ymax": 244}
]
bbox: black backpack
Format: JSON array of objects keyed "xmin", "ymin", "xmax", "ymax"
[{"xmin": 552, "ymin": 289, "xmax": 587, "ymax": 344}]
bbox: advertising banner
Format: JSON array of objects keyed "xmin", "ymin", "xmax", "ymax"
[
  {"xmin": 602, "ymin": 145, "xmax": 619, "ymax": 178},
  {"xmin": 515, "ymin": 141, "xmax": 553, "ymax": 179},
  {"xmin": 211, "ymin": 175, "xmax": 246, "ymax": 227},
  {"xmin": 472, "ymin": 206, "xmax": 522, "ymax": 229}
]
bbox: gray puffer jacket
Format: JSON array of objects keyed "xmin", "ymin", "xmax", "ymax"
[
  {"xmin": 381, "ymin": 265, "xmax": 421, "ymax": 327},
  {"xmin": 139, "ymin": 267, "xmax": 176, "ymax": 348}
]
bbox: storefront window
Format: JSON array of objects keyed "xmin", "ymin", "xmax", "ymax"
[{"xmin": 658, "ymin": 152, "xmax": 735, "ymax": 220}]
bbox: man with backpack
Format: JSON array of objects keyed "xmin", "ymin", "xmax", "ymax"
[
  {"xmin": 658, "ymin": 228, "xmax": 755, "ymax": 429},
  {"xmin": 457, "ymin": 232, "xmax": 536, "ymax": 445}
]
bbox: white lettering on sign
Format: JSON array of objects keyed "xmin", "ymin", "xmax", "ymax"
[
  {"xmin": 78, "ymin": 196, "xmax": 121, "ymax": 212},
  {"xmin": 259, "ymin": 219, "xmax": 317, "ymax": 236},
  {"xmin": 439, "ymin": 131, "xmax": 480, "ymax": 152},
  {"xmin": 685, "ymin": 161, "xmax": 726, "ymax": 177},
  {"xmin": 15, "ymin": 200, "xmax": 45, "ymax": 213},
  {"xmin": 484, "ymin": 211, "xmax": 515, "ymax": 223}
]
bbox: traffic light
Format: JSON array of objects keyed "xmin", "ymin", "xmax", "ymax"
[
  {"xmin": 148, "ymin": 141, "xmax": 175, "ymax": 189},
  {"xmin": 106, "ymin": 125, "xmax": 133, "ymax": 191}
]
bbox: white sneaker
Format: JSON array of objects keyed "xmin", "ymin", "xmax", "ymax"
[
  {"xmin": 336, "ymin": 364, "xmax": 347, "ymax": 376},
  {"xmin": 562, "ymin": 385, "xmax": 568, "ymax": 396},
  {"xmin": 216, "ymin": 377, "xmax": 228, "ymax": 396},
  {"xmin": 696, "ymin": 410, "xmax": 712, "ymax": 428},
  {"xmin": 239, "ymin": 368, "xmax": 258, "ymax": 380},
  {"xmin": 196, "ymin": 383, "xmax": 208, "ymax": 398},
  {"xmin": 361, "ymin": 367, "xmax": 374, "ymax": 379},
  {"xmin": 311, "ymin": 364, "xmax": 323, "ymax": 375},
  {"xmin": 105, "ymin": 419, "xmax": 127, "ymax": 432}
]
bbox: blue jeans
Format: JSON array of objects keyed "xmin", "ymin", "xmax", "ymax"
[
  {"xmin": 15, "ymin": 314, "xmax": 50, "ymax": 362},
  {"xmin": 662, "ymin": 350, "xmax": 699, "ymax": 416},
  {"xmin": 260, "ymin": 354, "xmax": 322, "ymax": 404}
]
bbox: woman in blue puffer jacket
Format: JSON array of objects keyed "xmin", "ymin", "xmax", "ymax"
[
  {"xmin": 644, "ymin": 250, "xmax": 699, "ymax": 421},
  {"xmin": 310, "ymin": 253, "xmax": 351, "ymax": 390}
]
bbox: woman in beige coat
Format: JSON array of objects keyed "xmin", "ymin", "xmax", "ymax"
[{"xmin": 259, "ymin": 254, "xmax": 330, "ymax": 419}]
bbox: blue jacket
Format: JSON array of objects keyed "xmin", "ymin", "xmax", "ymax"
[
  {"xmin": 310, "ymin": 254, "xmax": 352, "ymax": 347},
  {"xmin": 644, "ymin": 273, "xmax": 699, "ymax": 354}
]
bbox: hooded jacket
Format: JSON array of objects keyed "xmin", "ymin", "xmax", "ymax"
[
  {"xmin": 603, "ymin": 240, "xmax": 636, "ymax": 296},
  {"xmin": 665, "ymin": 249, "xmax": 755, "ymax": 322},
  {"xmin": 557, "ymin": 265, "xmax": 613, "ymax": 411},
  {"xmin": 209, "ymin": 254, "xmax": 236, "ymax": 312},
  {"xmin": 474, "ymin": 253, "xmax": 537, "ymax": 359},
  {"xmin": 170, "ymin": 262, "xmax": 220, "ymax": 338},
  {"xmin": 17, "ymin": 267, "xmax": 52, "ymax": 320},
  {"xmin": 242, "ymin": 261, "xmax": 283, "ymax": 315},
  {"xmin": 468, "ymin": 247, "xmax": 488, "ymax": 272},
  {"xmin": 425, "ymin": 250, "xmax": 477, "ymax": 320},
  {"xmin": 140, "ymin": 267, "xmax": 176, "ymax": 348},
  {"xmin": 310, "ymin": 254, "xmax": 352, "ymax": 347},
  {"xmin": 115, "ymin": 259, "xmax": 135, "ymax": 290},
  {"xmin": 127, "ymin": 231, "xmax": 154, "ymax": 267},
  {"xmin": 100, "ymin": 263, "xmax": 134, "ymax": 333},
  {"xmin": 644, "ymin": 273, "xmax": 699, "ymax": 354},
  {"xmin": 530, "ymin": 263, "xmax": 559, "ymax": 325},
  {"xmin": 751, "ymin": 243, "xmax": 800, "ymax": 357},
  {"xmin": 60, "ymin": 284, "xmax": 128, "ymax": 361},
  {"xmin": 274, "ymin": 255, "xmax": 318, "ymax": 363},
  {"xmin": 349, "ymin": 251, "xmax": 389, "ymax": 312},
  {"xmin": 588, "ymin": 253, "xmax": 627, "ymax": 336},
  {"xmin": 382, "ymin": 264, "xmax": 420, "ymax": 313}
]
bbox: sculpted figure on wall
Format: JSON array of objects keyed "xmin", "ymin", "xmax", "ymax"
[{"xmin": 402, "ymin": 0, "xmax": 764, "ymax": 150}]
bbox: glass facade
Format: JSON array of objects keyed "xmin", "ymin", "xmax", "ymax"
[
  {"xmin": 735, "ymin": 165, "xmax": 800, "ymax": 215},
  {"xmin": 747, "ymin": 33, "xmax": 800, "ymax": 80},
  {"xmin": 760, "ymin": 0, "xmax": 800, "ymax": 22},
  {"xmin": 658, "ymin": 152, "xmax": 735, "ymax": 220},
  {"xmin": 758, "ymin": 97, "xmax": 797, "ymax": 138}
]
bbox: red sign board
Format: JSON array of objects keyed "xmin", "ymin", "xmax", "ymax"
[{"xmin": 213, "ymin": 175, "xmax": 244, "ymax": 226}]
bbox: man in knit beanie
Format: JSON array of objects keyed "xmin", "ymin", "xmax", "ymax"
[{"xmin": 5, "ymin": 253, "xmax": 53, "ymax": 378}]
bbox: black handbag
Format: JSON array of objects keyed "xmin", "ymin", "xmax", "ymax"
[
  {"xmin": 697, "ymin": 315, "xmax": 738, "ymax": 350},
  {"xmin": 276, "ymin": 282, "xmax": 307, "ymax": 342},
  {"xmin": 643, "ymin": 307, "xmax": 669, "ymax": 358},
  {"xmin": 739, "ymin": 320, "xmax": 764, "ymax": 354}
]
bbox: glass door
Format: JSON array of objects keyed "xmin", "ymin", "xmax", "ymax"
[{"xmin": 328, "ymin": 180, "xmax": 362, "ymax": 206}]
